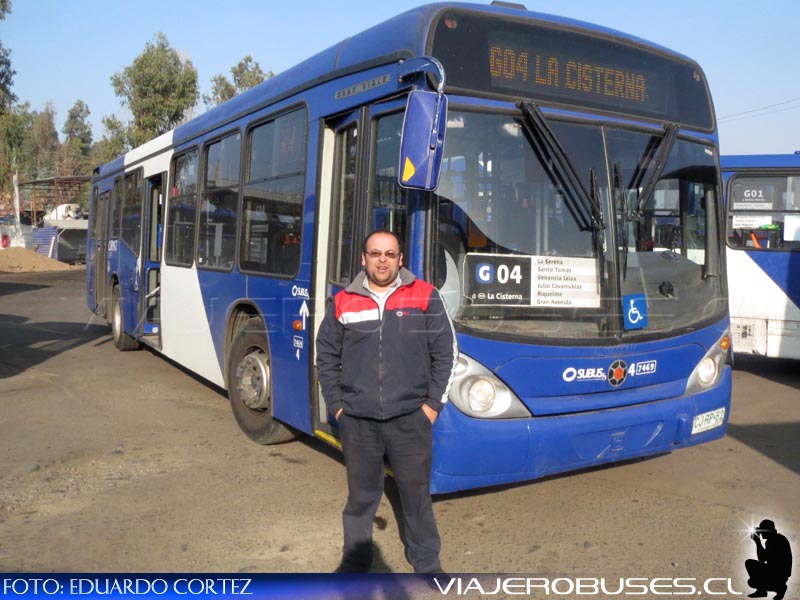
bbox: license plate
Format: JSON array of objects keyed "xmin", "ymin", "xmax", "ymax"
[{"xmin": 692, "ymin": 408, "xmax": 726, "ymax": 434}]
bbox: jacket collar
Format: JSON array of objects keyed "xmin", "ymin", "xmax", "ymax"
[{"xmin": 345, "ymin": 267, "xmax": 416, "ymax": 297}]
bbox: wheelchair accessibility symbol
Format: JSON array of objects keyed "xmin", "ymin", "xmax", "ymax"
[
  {"xmin": 623, "ymin": 294, "xmax": 648, "ymax": 330},
  {"xmin": 628, "ymin": 300, "xmax": 643, "ymax": 324}
]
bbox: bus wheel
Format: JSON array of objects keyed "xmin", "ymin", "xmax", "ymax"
[
  {"xmin": 111, "ymin": 285, "xmax": 140, "ymax": 351},
  {"xmin": 227, "ymin": 318, "xmax": 295, "ymax": 444}
]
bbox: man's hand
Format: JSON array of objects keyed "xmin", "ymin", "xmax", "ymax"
[
  {"xmin": 335, "ymin": 408, "xmax": 344, "ymax": 421},
  {"xmin": 421, "ymin": 404, "xmax": 439, "ymax": 424}
]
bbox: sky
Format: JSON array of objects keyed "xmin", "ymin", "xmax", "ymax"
[{"xmin": 2, "ymin": 0, "xmax": 800, "ymax": 156}]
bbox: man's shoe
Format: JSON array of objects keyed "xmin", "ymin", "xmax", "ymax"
[
  {"xmin": 773, "ymin": 584, "xmax": 787, "ymax": 600},
  {"xmin": 333, "ymin": 561, "xmax": 369, "ymax": 573},
  {"xmin": 748, "ymin": 591, "xmax": 768, "ymax": 598},
  {"xmin": 420, "ymin": 572, "xmax": 451, "ymax": 592}
]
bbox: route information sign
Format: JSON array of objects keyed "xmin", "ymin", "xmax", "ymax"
[{"xmin": 465, "ymin": 253, "xmax": 601, "ymax": 308}]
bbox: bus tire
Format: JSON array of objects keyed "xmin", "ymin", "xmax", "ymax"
[
  {"xmin": 111, "ymin": 285, "xmax": 140, "ymax": 351},
  {"xmin": 227, "ymin": 318, "xmax": 295, "ymax": 444}
]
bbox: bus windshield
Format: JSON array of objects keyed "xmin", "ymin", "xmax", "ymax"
[{"xmin": 431, "ymin": 109, "xmax": 725, "ymax": 341}]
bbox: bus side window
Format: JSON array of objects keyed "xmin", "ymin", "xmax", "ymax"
[
  {"xmin": 200, "ymin": 133, "xmax": 240, "ymax": 270},
  {"xmin": 240, "ymin": 108, "xmax": 307, "ymax": 276},
  {"xmin": 166, "ymin": 149, "xmax": 199, "ymax": 267},
  {"xmin": 110, "ymin": 177, "xmax": 123, "ymax": 241}
]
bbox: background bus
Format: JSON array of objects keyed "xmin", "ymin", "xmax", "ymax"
[
  {"xmin": 722, "ymin": 153, "xmax": 800, "ymax": 359},
  {"xmin": 87, "ymin": 2, "xmax": 731, "ymax": 494}
]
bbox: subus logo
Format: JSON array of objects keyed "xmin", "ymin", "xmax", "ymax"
[
  {"xmin": 476, "ymin": 263, "xmax": 495, "ymax": 284},
  {"xmin": 562, "ymin": 366, "xmax": 606, "ymax": 382},
  {"xmin": 562, "ymin": 360, "xmax": 634, "ymax": 386}
]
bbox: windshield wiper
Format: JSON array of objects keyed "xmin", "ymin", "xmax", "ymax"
[
  {"xmin": 517, "ymin": 101, "xmax": 605, "ymax": 231},
  {"xmin": 613, "ymin": 162, "xmax": 631, "ymax": 281},
  {"xmin": 590, "ymin": 167, "xmax": 606, "ymax": 279},
  {"xmin": 628, "ymin": 123, "xmax": 679, "ymax": 220}
]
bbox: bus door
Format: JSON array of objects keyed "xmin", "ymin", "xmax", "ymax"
[
  {"xmin": 140, "ymin": 173, "xmax": 164, "ymax": 347},
  {"xmin": 313, "ymin": 100, "xmax": 411, "ymax": 434},
  {"xmin": 92, "ymin": 189, "xmax": 111, "ymax": 317},
  {"xmin": 87, "ymin": 186, "xmax": 99, "ymax": 313},
  {"xmin": 313, "ymin": 109, "xmax": 367, "ymax": 434}
]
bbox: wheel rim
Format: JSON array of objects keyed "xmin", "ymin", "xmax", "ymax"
[{"xmin": 236, "ymin": 348, "xmax": 271, "ymax": 411}]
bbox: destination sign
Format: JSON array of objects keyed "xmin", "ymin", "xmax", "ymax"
[
  {"xmin": 730, "ymin": 178, "xmax": 779, "ymax": 211},
  {"xmin": 431, "ymin": 10, "xmax": 714, "ymax": 130},
  {"xmin": 488, "ymin": 32, "xmax": 647, "ymax": 107},
  {"xmin": 531, "ymin": 255, "xmax": 601, "ymax": 308},
  {"xmin": 464, "ymin": 253, "xmax": 601, "ymax": 308},
  {"xmin": 466, "ymin": 254, "xmax": 531, "ymax": 306}
]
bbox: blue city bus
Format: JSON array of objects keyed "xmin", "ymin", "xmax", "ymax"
[
  {"xmin": 87, "ymin": 2, "xmax": 732, "ymax": 494},
  {"xmin": 722, "ymin": 154, "xmax": 800, "ymax": 359}
]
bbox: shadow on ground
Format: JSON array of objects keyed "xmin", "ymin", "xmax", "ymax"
[{"xmin": 0, "ymin": 314, "xmax": 108, "ymax": 379}]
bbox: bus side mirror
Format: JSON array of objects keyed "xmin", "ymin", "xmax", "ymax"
[{"xmin": 398, "ymin": 90, "xmax": 447, "ymax": 191}]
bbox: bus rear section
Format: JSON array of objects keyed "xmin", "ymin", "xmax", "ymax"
[{"xmin": 722, "ymin": 154, "xmax": 800, "ymax": 359}]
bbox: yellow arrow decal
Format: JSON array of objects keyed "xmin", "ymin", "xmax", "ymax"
[{"xmin": 402, "ymin": 157, "xmax": 416, "ymax": 182}]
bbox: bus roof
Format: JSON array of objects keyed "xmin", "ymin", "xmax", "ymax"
[
  {"xmin": 96, "ymin": 2, "xmax": 704, "ymax": 178},
  {"xmin": 721, "ymin": 154, "xmax": 800, "ymax": 170},
  {"xmin": 173, "ymin": 2, "xmax": 694, "ymax": 145}
]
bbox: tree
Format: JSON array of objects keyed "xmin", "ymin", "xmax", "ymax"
[
  {"xmin": 58, "ymin": 100, "xmax": 94, "ymax": 176},
  {"xmin": 110, "ymin": 32, "xmax": 198, "ymax": 147},
  {"xmin": 0, "ymin": 102, "xmax": 32, "ymax": 200},
  {"xmin": 90, "ymin": 115, "xmax": 128, "ymax": 166},
  {"xmin": 0, "ymin": 0, "xmax": 16, "ymax": 114},
  {"xmin": 204, "ymin": 75, "xmax": 237, "ymax": 108},
  {"xmin": 20, "ymin": 103, "xmax": 59, "ymax": 179},
  {"xmin": 232, "ymin": 55, "xmax": 271, "ymax": 91},
  {"xmin": 62, "ymin": 100, "xmax": 93, "ymax": 154},
  {"xmin": 203, "ymin": 55, "xmax": 272, "ymax": 108}
]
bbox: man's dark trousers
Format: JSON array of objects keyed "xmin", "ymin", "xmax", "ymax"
[{"xmin": 338, "ymin": 409, "xmax": 441, "ymax": 573}]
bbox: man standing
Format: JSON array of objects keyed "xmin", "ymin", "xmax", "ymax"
[{"xmin": 316, "ymin": 230, "xmax": 457, "ymax": 573}]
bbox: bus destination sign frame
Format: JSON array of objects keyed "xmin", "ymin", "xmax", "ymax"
[{"xmin": 464, "ymin": 253, "xmax": 601, "ymax": 308}]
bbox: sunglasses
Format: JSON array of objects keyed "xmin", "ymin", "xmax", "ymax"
[{"xmin": 364, "ymin": 249, "xmax": 401, "ymax": 259}]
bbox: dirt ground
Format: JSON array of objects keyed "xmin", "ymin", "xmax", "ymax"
[{"xmin": 0, "ymin": 247, "xmax": 77, "ymax": 273}]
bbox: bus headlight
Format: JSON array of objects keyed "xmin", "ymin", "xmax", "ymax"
[
  {"xmin": 696, "ymin": 357, "xmax": 717, "ymax": 386},
  {"xmin": 468, "ymin": 378, "xmax": 496, "ymax": 412},
  {"xmin": 449, "ymin": 354, "xmax": 531, "ymax": 419},
  {"xmin": 685, "ymin": 329, "xmax": 731, "ymax": 394}
]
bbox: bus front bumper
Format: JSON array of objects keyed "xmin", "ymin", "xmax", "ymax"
[{"xmin": 429, "ymin": 367, "xmax": 731, "ymax": 495}]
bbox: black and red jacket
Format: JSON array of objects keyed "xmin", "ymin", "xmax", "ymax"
[{"xmin": 316, "ymin": 267, "xmax": 458, "ymax": 421}]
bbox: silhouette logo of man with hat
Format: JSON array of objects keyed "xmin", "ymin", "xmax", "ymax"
[{"xmin": 746, "ymin": 519, "xmax": 792, "ymax": 599}]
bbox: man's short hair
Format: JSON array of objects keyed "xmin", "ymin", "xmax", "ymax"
[{"xmin": 362, "ymin": 229, "xmax": 403, "ymax": 254}]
